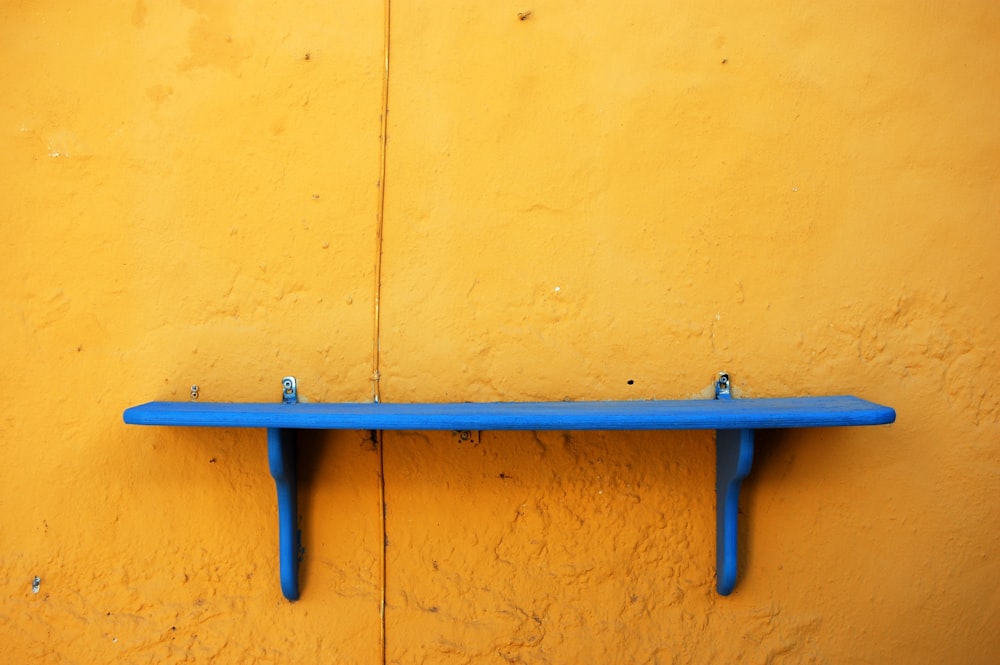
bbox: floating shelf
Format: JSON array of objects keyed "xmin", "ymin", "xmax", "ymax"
[{"xmin": 123, "ymin": 375, "xmax": 895, "ymax": 601}]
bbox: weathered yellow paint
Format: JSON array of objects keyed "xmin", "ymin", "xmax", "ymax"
[{"xmin": 2, "ymin": 1, "xmax": 998, "ymax": 663}]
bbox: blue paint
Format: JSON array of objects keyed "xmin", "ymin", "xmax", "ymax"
[
  {"xmin": 124, "ymin": 396, "xmax": 895, "ymax": 431},
  {"xmin": 267, "ymin": 428, "xmax": 299, "ymax": 601},
  {"xmin": 123, "ymin": 395, "xmax": 895, "ymax": 600},
  {"xmin": 716, "ymin": 429, "xmax": 755, "ymax": 595}
]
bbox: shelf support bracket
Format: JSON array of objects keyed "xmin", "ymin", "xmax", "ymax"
[
  {"xmin": 267, "ymin": 426, "xmax": 300, "ymax": 601},
  {"xmin": 715, "ymin": 427, "xmax": 754, "ymax": 595},
  {"xmin": 713, "ymin": 371, "xmax": 754, "ymax": 595}
]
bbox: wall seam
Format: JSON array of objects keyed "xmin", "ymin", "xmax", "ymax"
[
  {"xmin": 377, "ymin": 429, "xmax": 387, "ymax": 665},
  {"xmin": 374, "ymin": 3, "xmax": 392, "ymax": 664},
  {"xmin": 371, "ymin": 0, "xmax": 392, "ymax": 406}
]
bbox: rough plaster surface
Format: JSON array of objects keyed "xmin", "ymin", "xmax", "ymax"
[{"xmin": 2, "ymin": 1, "xmax": 999, "ymax": 663}]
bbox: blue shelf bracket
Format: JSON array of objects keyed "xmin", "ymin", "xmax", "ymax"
[
  {"xmin": 714, "ymin": 373, "xmax": 754, "ymax": 595},
  {"xmin": 715, "ymin": 427, "xmax": 754, "ymax": 595},
  {"xmin": 267, "ymin": 426, "xmax": 300, "ymax": 601}
]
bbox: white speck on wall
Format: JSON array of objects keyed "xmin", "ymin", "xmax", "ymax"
[{"xmin": 553, "ymin": 286, "xmax": 560, "ymax": 292}]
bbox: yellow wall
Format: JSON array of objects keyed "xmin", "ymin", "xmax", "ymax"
[{"xmin": 2, "ymin": 1, "xmax": 998, "ymax": 662}]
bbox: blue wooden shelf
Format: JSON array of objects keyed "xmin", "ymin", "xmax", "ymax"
[
  {"xmin": 123, "ymin": 396, "xmax": 894, "ymax": 431},
  {"xmin": 123, "ymin": 376, "xmax": 895, "ymax": 601}
]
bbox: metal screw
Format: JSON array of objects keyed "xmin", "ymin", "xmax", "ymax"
[
  {"xmin": 190, "ymin": 385, "xmax": 199, "ymax": 401},
  {"xmin": 716, "ymin": 372, "xmax": 731, "ymax": 399},
  {"xmin": 452, "ymin": 430, "xmax": 480, "ymax": 445},
  {"xmin": 32, "ymin": 576, "xmax": 40, "ymax": 594},
  {"xmin": 282, "ymin": 377, "xmax": 298, "ymax": 404}
]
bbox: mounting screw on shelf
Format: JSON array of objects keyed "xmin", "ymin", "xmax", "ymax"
[
  {"xmin": 282, "ymin": 377, "xmax": 298, "ymax": 404},
  {"xmin": 190, "ymin": 385, "xmax": 199, "ymax": 401},
  {"xmin": 716, "ymin": 372, "xmax": 731, "ymax": 399}
]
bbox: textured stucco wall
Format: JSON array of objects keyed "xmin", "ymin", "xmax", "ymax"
[{"xmin": 2, "ymin": 1, "xmax": 998, "ymax": 663}]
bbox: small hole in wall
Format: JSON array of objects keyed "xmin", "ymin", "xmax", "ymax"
[{"xmin": 627, "ymin": 379, "xmax": 634, "ymax": 385}]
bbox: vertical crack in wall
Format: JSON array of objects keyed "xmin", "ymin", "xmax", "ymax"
[
  {"xmin": 376, "ymin": 429, "xmax": 388, "ymax": 665},
  {"xmin": 374, "ymin": 5, "xmax": 392, "ymax": 665},
  {"xmin": 371, "ymin": 0, "xmax": 392, "ymax": 406}
]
